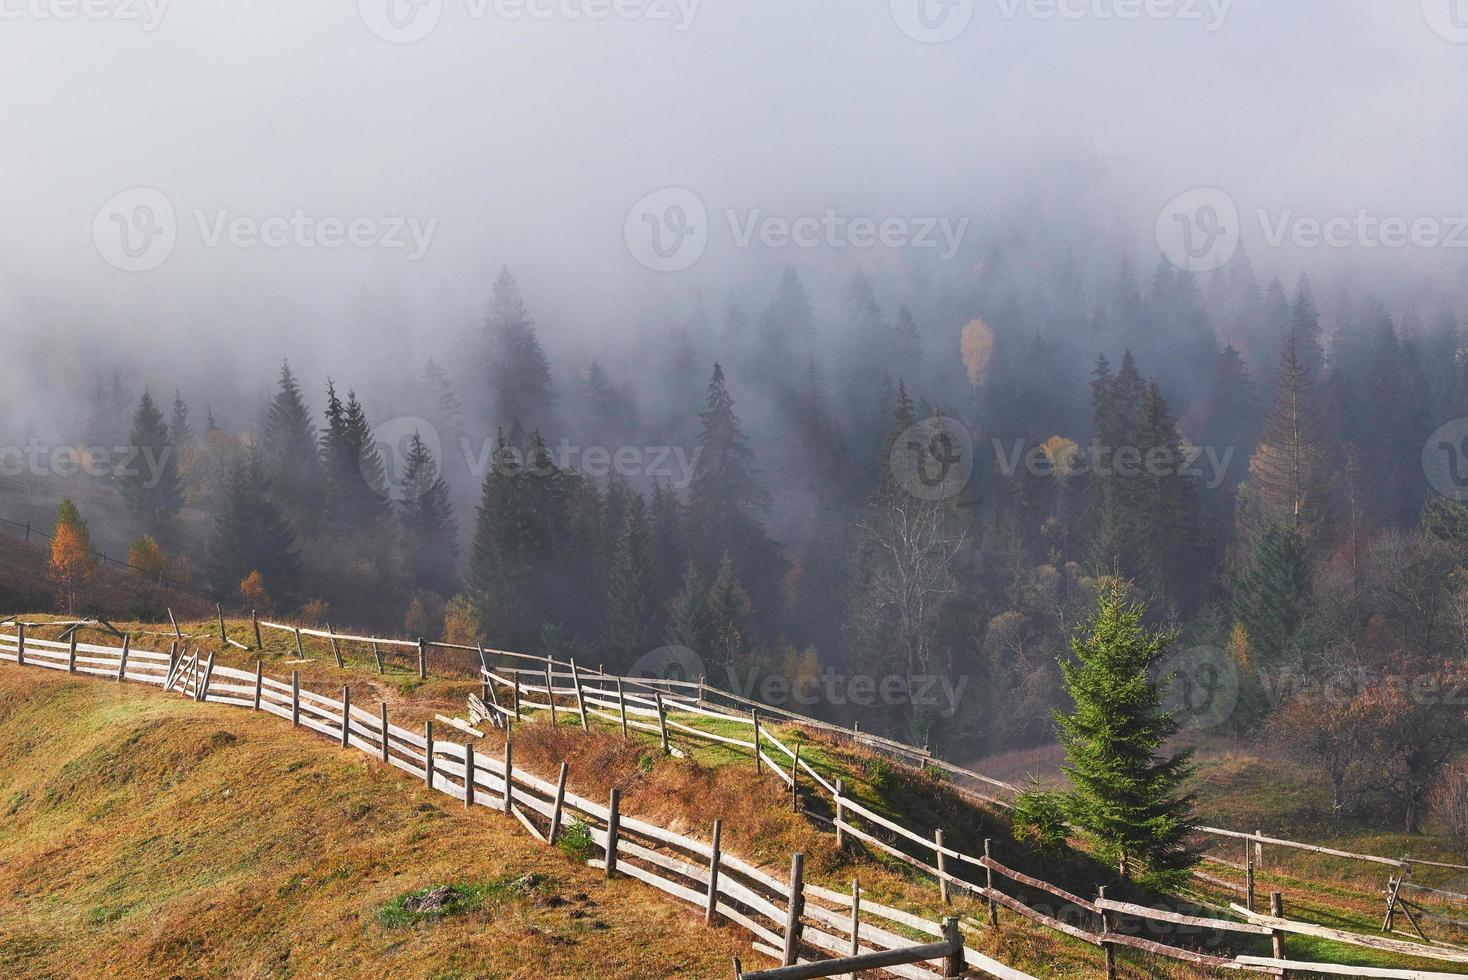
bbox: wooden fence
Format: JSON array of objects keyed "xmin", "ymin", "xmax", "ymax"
[{"xmin": 94, "ymin": 614, "xmax": 1468, "ymax": 979}]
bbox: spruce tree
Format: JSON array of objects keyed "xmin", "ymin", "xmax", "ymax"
[
  {"xmin": 119, "ymin": 390, "xmax": 183, "ymax": 525},
  {"xmin": 707, "ymin": 553, "xmax": 753, "ymax": 673},
  {"xmin": 207, "ymin": 451, "xmax": 300, "ymax": 597},
  {"xmin": 262, "ymin": 361, "xmax": 324, "ymax": 534},
  {"xmin": 169, "ymin": 390, "xmax": 195, "ymax": 448},
  {"xmin": 1051, "ymin": 581, "xmax": 1199, "ymax": 887},
  {"xmin": 1234, "ymin": 523, "xmax": 1311, "ymax": 669},
  {"xmin": 486, "ymin": 266, "xmax": 553, "ymax": 431},
  {"xmin": 1245, "ymin": 331, "xmax": 1329, "ymax": 542},
  {"xmin": 665, "ymin": 562, "xmax": 715, "ymax": 660},
  {"xmin": 399, "ymin": 431, "xmax": 459, "ymax": 596},
  {"xmin": 603, "ymin": 493, "xmax": 653, "ymax": 667}
]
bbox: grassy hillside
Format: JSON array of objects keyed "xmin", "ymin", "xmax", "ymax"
[{"xmin": 0, "ymin": 667, "xmax": 759, "ymax": 979}]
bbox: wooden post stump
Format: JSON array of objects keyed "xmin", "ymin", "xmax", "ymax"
[
  {"xmin": 706, "ymin": 819, "xmax": 723, "ymax": 926},
  {"xmin": 782, "ymin": 853, "xmax": 805, "ymax": 966}
]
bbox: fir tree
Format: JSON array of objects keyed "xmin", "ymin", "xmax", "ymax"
[
  {"xmin": 486, "ymin": 266, "xmax": 553, "ymax": 431},
  {"xmin": 893, "ymin": 305, "xmax": 923, "ymax": 385},
  {"xmin": 261, "ymin": 361, "xmax": 324, "ymax": 534},
  {"xmin": 665, "ymin": 562, "xmax": 715, "ymax": 659},
  {"xmin": 399, "ymin": 431, "xmax": 459, "ymax": 596},
  {"xmin": 603, "ymin": 493, "xmax": 653, "ymax": 667},
  {"xmin": 119, "ymin": 390, "xmax": 183, "ymax": 525},
  {"xmin": 1234, "ymin": 523, "xmax": 1311, "ymax": 670},
  {"xmin": 707, "ymin": 553, "xmax": 753, "ymax": 673},
  {"xmin": 169, "ymin": 390, "xmax": 195, "ymax": 448},
  {"xmin": 320, "ymin": 383, "xmax": 388, "ymax": 533},
  {"xmin": 207, "ymin": 451, "xmax": 300, "ymax": 597},
  {"xmin": 1050, "ymin": 581, "xmax": 1199, "ymax": 887},
  {"xmin": 1244, "ymin": 331, "xmax": 1329, "ymax": 541}
]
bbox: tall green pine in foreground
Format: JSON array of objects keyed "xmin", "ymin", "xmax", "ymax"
[
  {"xmin": 1051, "ymin": 581, "xmax": 1199, "ymax": 888},
  {"xmin": 119, "ymin": 390, "xmax": 183, "ymax": 525}
]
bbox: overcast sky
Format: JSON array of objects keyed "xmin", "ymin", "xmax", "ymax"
[{"xmin": 2, "ymin": 0, "xmax": 1466, "ymax": 416}]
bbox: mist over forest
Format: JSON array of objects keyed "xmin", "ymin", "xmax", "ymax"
[{"xmin": 5, "ymin": 1, "xmax": 1468, "ymax": 840}]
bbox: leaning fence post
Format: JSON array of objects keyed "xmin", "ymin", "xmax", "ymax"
[
  {"xmin": 706, "ymin": 819, "xmax": 723, "ymax": 926},
  {"xmin": 252, "ymin": 609, "xmax": 262, "ymax": 650},
  {"xmin": 424, "ymin": 720, "xmax": 435, "ymax": 788},
  {"xmin": 941, "ymin": 916, "xmax": 963, "ymax": 980},
  {"xmin": 1269, "ymin": 892, "xmax": 1286, "ymax": 962},
  {"xmin": 782, "ymin": 852, "xmax": 805, "ymax": 966},
  {"xmin": 117, "ymin": 636, "xmax": 131, "ymax": 682},
  {"xmin": 416, "ymin": 637, "xmax": 427, "ymax": 680},
  {"xmin": 502, "ymin": 739, "xmax": 514, "ymax": 815},
  {"xmin": 936, "ymin": 829, "xmax": 950, "ymax": 904},
  {"xmin": 464, "ymin": 742, "xmax": 475, "ymax": 809},
  {"xmin": 751, "ymin": 708, "xmax": 762, "ymax": 774},
  {"xmin": 1099, "ymin": 884, "xmax": 1116, "ymax": 980},
  {"xmin": 545, "ymin": 666, "xmax": 558, "ymax": 726},
  {"xmin": 195, "ymin": 651, "xmax": 213, "ymax": 701},
  {"xmin": 790, "ymin": 744, "xmax": 801, "ymax": 812},
  {"xmin": 478, "ymin": 645, "xmax": 491, "ymax": 704},
  {"xmin": 984, "ymin": 839, "xmax": 998, "ymax": 927},
  {"xmin": 371, "ymin": 641, "xmax": 383, "ymax": 674},
  {"xmin": 549, "ymin": 761, "xmax": 569, "ymax": 845},
  {"xmin": 340, "ymin": 686, "xmax": 351, "ymax": 747},
  {"xmin": 217, "ymin": 603, "xmax": 227, "ymax": 644},
  {"xmin": 328, "ymin": 624, "xmax": 344, "ymax": 669},
  {"xmin": 655, "ymin": 692, "xmax": 671, "ymax": 754},
  {"xmin": 67, "ymin": 633, "xmax": 78, "ymax": 674},
  {"xmin": 571, "ymin": 659, "xmax": 589, "ymax": 732},
  {"xmin": 291, "ymin": 670, "xmax": 300, "ymax": 727},
  {"xmin": 253, "ymin": 661, "xmax": 263, "ymax": 711},
  {"xmin": 606, "ymin": 788, "xmax": 622, "ymax": 878},
  {"xmin": 512, "ymin": 675, "xmax": 522, "ymax": 721},
  {"xmin": 616, "ymin": 678, "xmax": 628, "ymax": 737},
  {"xmin": 835, "ymin": 779, "xmax": 846, "ymax": 850},
  {"xmin": 294, "ymin": 627, "xmax": 304, "ymax": 659}
]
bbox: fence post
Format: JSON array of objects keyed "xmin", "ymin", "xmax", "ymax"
[
  {"xmin": 1256, "ymin": 829, "xmax": 1264, "ymax": 871},
  {"xmin": 67, "ymin": 633, "xmax": 78, "ymax": 674},
  {"xmin": 513, "ymin": 675, "xmax": 522, "ymax": 722},
  {"xmin": 253, "ymin": 661, "xmax": 263, "ymax": 711},
  {"xmin": 340, "ymin": 686, "xmax": 351, "ymax": 747},
  {"xmin": 550, "ymin": 761, "xmax": 569, "ymax": 846},
  {"xmin": 941, "ymin": 916, "xmax": 963, "ymax": 980},
  {"xmin": 835, "ymin": 779, "xmax": 846, "ymax": 850},
  {"xmin": 655, "ymin": 692, "xmax": 671, "ymax": 754},
  {"xmin": 195, "ymin": 651, "xmax": 213, "ymax": 701},
  {"xmin": 425, "ymin": 720, "xmax": 435, "ymax": 788},
  {"xmin": 252, "ymin": 609, "xmax": 262, "ymax": 650},
  {"xmin": 464, "ymin": 742, "xmax": 475, "ymax": 809},
  {"xmin": 217, "ymin": 604, "xmax": 227, "ymax": 644},
  {"xmin": 936, "ymin": 829, "xmax": 949, "ymax": 904},
  {"xmin": 291, "ymin": 670, "xmax": 300, "ymax": 727},
  {"xmin": 294, "ymin": 627, "xmax": 304, "ymax": 659},
  {"xmin": 545, "ymin": 666, "xmax": 558, "ymax": 726},
  {"xmin": 117, "ymin": 636, "xmax": 131, "ymax": 682},
  {"xmin": 752, "ymin": 708, "xmax": 762, "ymax": 775},
  {"xmin": 791, "ymin": 744, "xmax": 801, "ymax": 812},
  {"xmin": 706, "ymin": 819, "xmax": 723, "ymax": 926},
  {"xmin": 616, "ymin": 678, "xmax": 628, "ymax": 737},
  {"xmin": 328, "ymin": 625, "xmax": 344, "ymax": 669},
  {"xmin": 1246, "ymin": 837, "xmax": 1256, "ymax": 912},
  {"xmin": 371, "ymin": 641, "xmax": 383, "ymax": 674},
  {"xmin": 478, "ymin": 645, "xmax": 491, "ymax": 704},
  {"xmin": 16, "ymin": 623, "xmax": 24, "ymax": 666},
  {"xmin": 167, "ymin": 641, "xmax": 178, "ymax": 686},
  {"xmin": 782, "ymin": 852, "xmax": 805, "ymax": 966},
  {"xmin": 380, "ymin": 702, "xmax": 390, "ymax": 763},
  {"xmin": 606, "ymin": 788, "xmax": 622, "ymax": 878},
  {"xmin": 984, "ymin": 839, "xmax": 998, "ymax": 928},
  {"xmin": 1099, "ymin": 884, "xmax": 1116, "ymax": 980},
  {"xmin": 571, "ymin": 659, "xmax": 589, "ymax": 732},
  {"xmin": 168, "ymin": 608, "xmax": 181, "ymax": 641},
  {"xmin": 848, "ymin": 878, "xmax": 861, "ymax": 978},
  {"xmin": 417, "ymin": 638, "xmax": 427, "ymax": 680},
  {"xmin": 1269, "ymin": 892, "xmax": 1286, "ymax": 963},
  {"xmin": 503, "ymin": 739, "xmax": 514, "ymax": 815}
]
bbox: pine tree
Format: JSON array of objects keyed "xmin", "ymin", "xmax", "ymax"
[
  {"xmin": 486, "ymin": 266, "xmax": 553, "ymax": 431},
  {"xmin": 169, "ymin": 390, "xmax": 195, "ymax": 448},
  {"xmin": 648, "ymin": 480, "xmax": 684, "ymax": 618},
  {"xmin": 707, "ymin": 553, "xmax": 753, "ymax": 673},
  {"xmin": 603, "ymin": 493, "xmax": 653, "ymax": 667},
  {"xmin": 261, "ymin": 361, "xmax": 324, "ymax": 534},
  {"xmin": 893, "ymin": 305, "xmax": 923, "ymax": 385},
  {"xmin": 1050, "ymin": 581, "xmax": 1199, "ymax": 887},
  {"xmin": 399, "ymin": 431, "xmax": 459, "ymax": 596},
  {"xmin": 320, "ymin": 384, "xmax": 387, "ymax": 533},
  {"xmin": 1132, "ymin": 382, "xmax": 1203, "ymax": 607},
  {"xmin": 1234, "ymin": 523, "xmax": 1311, "ymax": 669},
  {"xmin": 207, "ymin": 451, "xmax": 300, "ymax": 597},
  {"xmin": 1244, "ymin": 331, "xmax": 1329, "ymax": 542},
  {"xmin": 665, "ymin": 563, "xmax": 715, "ymax": 660},
  {"xmin": 119, "ymin": 390, "xmax": 183, "ymax": 525},
  {"xmin": 468, "ymin": 428, "xmax": 531, "ymax": 643}
]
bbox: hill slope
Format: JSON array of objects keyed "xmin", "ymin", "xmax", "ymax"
[{"xmin": 0, "ymin": 667, "xmax": 756, "ymax": 979}]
